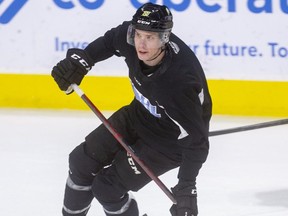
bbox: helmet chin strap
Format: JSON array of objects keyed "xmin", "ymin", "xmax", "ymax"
[{"xmin": 146, "ymin": 46, "xmax": 165, "ymax": 62}]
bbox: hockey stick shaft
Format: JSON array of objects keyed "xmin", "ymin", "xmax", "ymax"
[
  {"xmin": 70, "ymin": 84, "xmax": 177, "ymax": 204},
  {"xmin": 209, "ymin": 118, "xmax": 288, "ymax": 137}
]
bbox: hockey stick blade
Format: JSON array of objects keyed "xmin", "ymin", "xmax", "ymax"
[{"xmin": 209, "ymin": 118, "xmax": 288, "ymax": 137}]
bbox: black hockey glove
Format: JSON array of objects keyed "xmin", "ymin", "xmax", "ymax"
[
  {"xmin": 51, "ymin": 48, "xmax": 93, "ymax": 93},
  {"xmin": 170, "ymin": 182, "xmax": 198, "ymax": 216}
]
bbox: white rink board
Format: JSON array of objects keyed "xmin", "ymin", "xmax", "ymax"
[{"xmin": 0, "ymin": 0, "xmax": 288, "ymax": 80}]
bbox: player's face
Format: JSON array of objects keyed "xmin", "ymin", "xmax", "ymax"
[{"xmin": 134, "ymin": 29, "xmax": 164, "ymax": 65}]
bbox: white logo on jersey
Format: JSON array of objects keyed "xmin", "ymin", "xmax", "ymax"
[
  {"xmin": 198, "ymin": 88, "xmax": 204, "ymax": 105},
  {"xmin": 168, "ymin": 41, "xmax": 180, "ymax": 54},
  {"xmin": 134, "ymin": 77, "xmax": 141, "ymax": 86},
  {"xmin": 191, "ymin": 189, "xmax": 197, "ymax": 195},
  {"xmin": 127, "ymin": 153, "xmax": 141, "ymax": 175},
  {"xmin": 131, "ymin": 82, "xmax": 161, "ymax": 118}
]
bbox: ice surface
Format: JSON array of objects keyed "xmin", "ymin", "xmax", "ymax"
[{"xmin": 0, "ymin": 109, "xmax": 287, "ymax": 216}]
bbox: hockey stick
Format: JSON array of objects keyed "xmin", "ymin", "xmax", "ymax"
[
  {"xmin": 69, "ymin": 84, "xmax": 177, "ymax": 204},
  {"xmin": 209, "ymin": 118, "xmax": 288, "ymax": 137}
]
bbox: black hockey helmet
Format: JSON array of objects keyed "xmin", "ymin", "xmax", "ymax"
[
  {"xmin": 127, "ymin": 3, "xmax": 173, "ymax": 46},
  {"xmin": 132, "ymin": 3, "xmax": 173, "ymax": 32}
]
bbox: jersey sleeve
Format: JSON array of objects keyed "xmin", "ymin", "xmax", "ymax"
[
  {"xmin": 164, "ymin": 82, "xmax": 211, "ymax": 182},
  {"xmin": 84, "ymin": 21, "xmax": 131, "ymax": 63}
]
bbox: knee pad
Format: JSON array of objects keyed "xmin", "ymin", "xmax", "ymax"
[
  {"xmin": 92, "ymin": 165, "xmax": 127, "ymax": 203},
  {"xmin": 69, "ymin": 142, "xmax": 102, "ymax": 185},
  {"xmin": 92, "ymin": 166, "xmax": 139, "ymax": 215}
]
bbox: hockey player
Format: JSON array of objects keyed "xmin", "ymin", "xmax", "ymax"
[{"xmin": 51, "ymin": 3, "xmax": 212, "ymax": 216}]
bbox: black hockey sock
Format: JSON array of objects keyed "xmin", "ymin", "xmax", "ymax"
[
  {"xmin": 62, "ymin": 176, "xmax": 94, "ymax": 216},
  {"xmin": 103, "ymin": 193, "xmax": 139, "ymax": 216},
  {"xmin": 62, "ymin": 143, "xmax": 104, "ymax": 216}
]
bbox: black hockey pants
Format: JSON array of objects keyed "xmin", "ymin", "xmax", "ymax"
[{"xmin": 62, "ymin": 106, "xmax": 180, "ymax": 216}]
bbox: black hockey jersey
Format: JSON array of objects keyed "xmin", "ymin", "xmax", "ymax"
[{"xmin": 85, "ymin": 21, "xmax": 212, "ymax": 182}]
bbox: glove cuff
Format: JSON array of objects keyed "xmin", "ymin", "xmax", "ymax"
[
  {"xmin": 67, "ymin": 48, "xmax": 94, "ymax": 73},
  {"xmin": 171, "ymin": 182, "xmax": 197, "ymax": 197}
]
